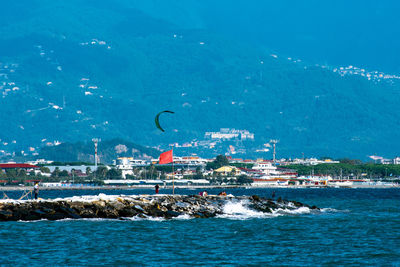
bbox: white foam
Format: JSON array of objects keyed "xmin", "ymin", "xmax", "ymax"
[
  {"xmin": 175, "ymin": 214, "xmax": 192, "ymax": 220},
  {"xmin": 215, "ymin": 200, "xmax": 323, "ymax": 220},
  {"xmin": 320, "ymin": 207, "xmax": 349, "ymax": 213},
  {"xmin": 271, "ymin": 206, "xmax": 311, "ymax": 215},
  {"xmin": 217, "ymin": 200, "xmax": 275, "ymax": 220},
  {"xmin": 125, "ymin": 215, "xmax": 166, "ymax": 222},
  {"xmin": 17, "ymin": 218, "xmax": 49, "ymax": 223}
]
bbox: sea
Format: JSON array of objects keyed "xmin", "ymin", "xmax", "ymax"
[{"xmin": 1, "ymin": 188, "xmax": 399, "ymax": 266}]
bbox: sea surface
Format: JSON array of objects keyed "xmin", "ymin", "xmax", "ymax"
[{"xmin": 1, "ymin": 188, "xmax": 399, "ymax": 266}]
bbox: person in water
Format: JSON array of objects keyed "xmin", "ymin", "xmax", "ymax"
[
  {"xmin": 155, "ymin": 184, "xmax": 159, "ymax": 194},
  {"xmin": 33, "ymin": 182, "xmax": 39, "ymax": 200}
]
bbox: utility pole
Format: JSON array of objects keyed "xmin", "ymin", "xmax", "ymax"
[{"xmin": 270, "ymin": 139, "xmax": 279, "ymax": 166}]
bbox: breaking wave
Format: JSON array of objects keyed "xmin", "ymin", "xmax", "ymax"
[
  {"xmin": 216, "ymin": 200, "xmax": 330, "ymax": 220},
  {"xmin": 320, "ymin": 207, "xmax": 350, "ymax": 213},
  {"xmin": 217, "ymin": 200, "xmax": 274, "ymax": 220}
]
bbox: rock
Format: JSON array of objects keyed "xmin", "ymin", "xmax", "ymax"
[
  {"xmin": 166, "ymin": 210, "xmax": 181, "ymax": 218},
  {"xmin": 59, "ymin": 206, "xmax": 81, "ymax": 219},
  {"xmin": 134, "ymin": 205, "xmax": 145, "ymax": 213},
  {"xmin": 0, "ymin": 194, "xmax": 318, "ymax": 221},
  {"xmin": 0, "ymin": 210, "xmax": 13, "ymax": 220}
]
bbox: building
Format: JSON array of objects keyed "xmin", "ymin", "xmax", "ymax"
[
  {"xmin": 173, "ymin": 156, "xmax": 209, "ymax": 167},
  {"xmin": 205, "ymin": 128, "xmax": 255, "ymax": 141},
  {"xmin": 0, "ymin": 163, "xmax": 39, "ymax": 172},
  {"xmin": 214, "ymin": 166, "xmax": 242, "ymax": 176},
  {"xmin": 291, "ymin": 158, "xmax": 340, "ymax": 165},
  {"xmin": 115, "ymin": 157, "xmax": 148, "ymax": 178}
]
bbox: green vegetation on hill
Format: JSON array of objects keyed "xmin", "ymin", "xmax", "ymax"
[
  {"xmin": 282, "ymin": 163, "xmax": 400, "ymax": 179},
  {"xmin": 0, "ymin": 1, "xmax": 399, "ymax": 160}
]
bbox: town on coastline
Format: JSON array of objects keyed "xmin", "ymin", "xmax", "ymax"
[{"xmin": 0, "ymin": 153, "xmax": 399, "ymax": 189}]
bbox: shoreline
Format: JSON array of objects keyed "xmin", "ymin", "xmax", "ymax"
[{"xmin": 0, "ymin": 184, "xmax": 399, "ymax": 191}]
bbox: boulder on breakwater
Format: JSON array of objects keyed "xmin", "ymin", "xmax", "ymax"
[{"xmin": 0, "ymin": 194, "xmax": 318, "ymax": 221}]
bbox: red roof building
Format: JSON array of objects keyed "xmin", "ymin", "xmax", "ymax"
[{"xmin": 0, "ymin": 163, "xmax": 39, "ymax": 169}]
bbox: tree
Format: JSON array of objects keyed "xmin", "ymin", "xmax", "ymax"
[
  {"xmin": 236, "ymin": 175, "xmax": 253, "ymax": 185},
  {"xmin": 106, "ymin": 168, "xmax": 122, "ymax": 179},
  {"xmin": 339, "ymin": 158, "xmax": 363, "ymax": 165},
  {"xmin": 52, "ymin": 167, "xmax": 60, "ymax": 178},
  {"xmin": 193, "ymin": 167, "xmax": 203, "ymax": 179},
  {"xmin": 206, "ymin": 155, "xmax": 229, "ymax": 170},
  {"xmin": 5, "ymin": 169, "xmax": 17, "ymax": 178},
  {"xmin": 40, "ymin": 167, "xmax": 50, "ymax": 173},
  {"xmin": 215, "ymin": 155, "xmax": 229, "ymax": 167},
  {"xmin": 125, "ymin": 174, "xmax": 136, "ymax": 179},
  {"xmin": 59, "ymin": 170, "xmax": 69, "ymax": 177},
  {"xmin": 95, "ymin": 166, "xmax": 108, "ymax": 179},
  {"xmin": 17, "ymin": 169, "xmax": 27, "ymax": 177}
]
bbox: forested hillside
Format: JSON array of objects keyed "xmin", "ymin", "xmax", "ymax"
[{"xmin": 0, "ymin": 1, "xmax": 399, "ymax": 159}]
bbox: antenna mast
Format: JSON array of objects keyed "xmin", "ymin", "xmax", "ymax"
[
  {"xmin": 92, "ymin": 138, "xmax": 101, "ymax": 171},
  {"xmin": 270, "ymin": 139, "xmax": 279, "ymax": 166}
]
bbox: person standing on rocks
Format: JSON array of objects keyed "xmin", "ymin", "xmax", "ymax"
[
  {"xmin": 199, "ymin": 191, "xmax": 208, "ymax": 197},
  {"xmin": 155, "ymin": 184, "xmax": 160, "ymax": 194},
  {"xmin": 33, "ymin": 182, "xmax": 39, "ymax": 200}
]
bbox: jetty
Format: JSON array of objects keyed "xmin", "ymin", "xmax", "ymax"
[{"xmin": 0, "ymin": 194, "xmax": 318, "ymax": 221}]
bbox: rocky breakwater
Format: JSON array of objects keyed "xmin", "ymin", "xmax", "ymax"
[{"xmin": 0, "ymin": 194, "xmax": 318, "ymax": 221}]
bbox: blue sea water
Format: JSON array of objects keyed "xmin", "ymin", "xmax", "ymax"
[{"xmin": 1, "ymin": 188, "xmax": 399, "ymax": 266}]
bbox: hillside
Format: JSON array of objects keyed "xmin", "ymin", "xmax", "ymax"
[
  {"xmin": 38, "ymin": 139, "xmax": 160, "ymax": 164},
  {"xmin": 0, "ymin": 1, "xmax": 399, "ymax": 160}
]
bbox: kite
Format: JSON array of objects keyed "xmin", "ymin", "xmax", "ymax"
[{"xmin": 155, "ymin": 110, "xmax": 175, "ymax": 132}]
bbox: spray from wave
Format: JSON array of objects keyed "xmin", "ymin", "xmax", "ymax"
[
  {"xmin": 217, "ymin": 200, "xmax": 274, "ymax": 220},
  {"xmin": 216, "ymin": 200, "xmax": 331, "ymax": 220}
]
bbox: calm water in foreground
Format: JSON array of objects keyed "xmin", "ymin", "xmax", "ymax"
[{"xmin": 1, "ymin": 188, "xmax": 399, "ymax": 266}]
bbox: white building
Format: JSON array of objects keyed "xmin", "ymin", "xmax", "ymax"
[
  {"xmin": 116, "ymin": 157, "xmax": 148, "ymax": 178},
  {"xmin": 205, "ymin": 128, "xmax": 255, "ymax": 141}
]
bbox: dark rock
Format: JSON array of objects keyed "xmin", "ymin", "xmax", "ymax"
[
  {"xmin": 166, "ymin": 210, "xmax": 181, "ymax": 218},
  {"xmin": 0, "ymin": 210, "xmax": 13, "ymax": 220},
  {"xmin": 0, "ymin": 194, "xmax": 318, "ymax": 221},
  {"xmin": 33, "ymin": 209, "xmax": 47, "ymax": 215},
  {"xmin": 58, "ymin": 206, "xmax": 81, "ymax": 219}
]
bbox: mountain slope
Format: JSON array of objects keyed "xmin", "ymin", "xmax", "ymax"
[{"xmin": 0, "ymin": 1, "xmax": 399, "ymax": 159}]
